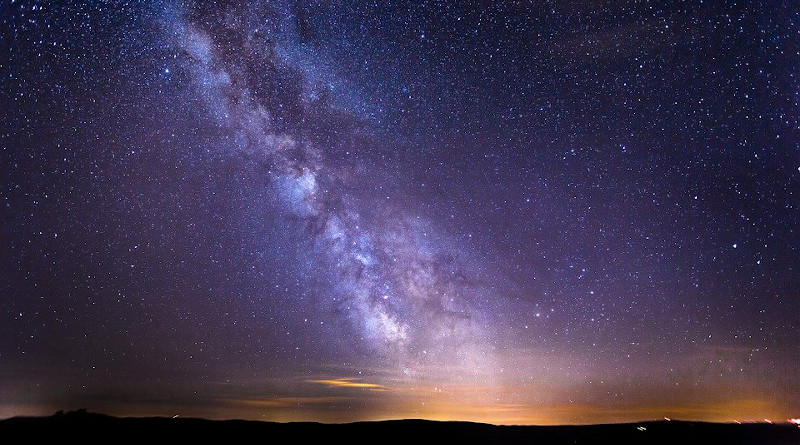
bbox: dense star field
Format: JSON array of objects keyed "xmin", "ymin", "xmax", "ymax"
[{"xmin": 2, "ymin": 0, "xmax": 799, "ymax": 424}]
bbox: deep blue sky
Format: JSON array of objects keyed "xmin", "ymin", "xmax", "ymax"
[{"xmin": 2, "ymin": 0, "xmax": 799, "ymax": 423}]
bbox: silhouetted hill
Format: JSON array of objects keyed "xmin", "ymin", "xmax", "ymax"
[{"xmin": 1, "ymin": 410, "xmax": 798, "ymax": 444}]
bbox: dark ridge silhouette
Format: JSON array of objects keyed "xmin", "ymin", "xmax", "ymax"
[{"xmin": 2, "ymin": 410, "xmax": 798, "ymax": 444}]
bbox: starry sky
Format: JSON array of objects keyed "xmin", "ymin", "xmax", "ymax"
[{"xmin": 2, "ymin": 0, "xmax": 799, "ymax": 424}]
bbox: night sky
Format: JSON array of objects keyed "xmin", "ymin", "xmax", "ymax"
[{"xmin": 2, "ymin": 0, "xmax": 799, "ymax": 424}]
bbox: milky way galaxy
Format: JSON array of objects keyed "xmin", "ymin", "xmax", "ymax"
[
  {"xmin": 2, "ymin": 0, "xmax": 799, "ymax": 424},
  {"xmin": 169, "ymin": 1, "xmax": 499, "ymax": 373}
]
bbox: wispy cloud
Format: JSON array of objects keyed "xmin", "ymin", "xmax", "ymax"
[{"xmin": 309, "ymin": 378, "xmax": 390, "ymax": 391}]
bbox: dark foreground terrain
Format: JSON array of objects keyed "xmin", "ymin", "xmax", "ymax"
[{"xmin": 2, "ymin": 410, "xmax": 798, "ymax": 444}]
